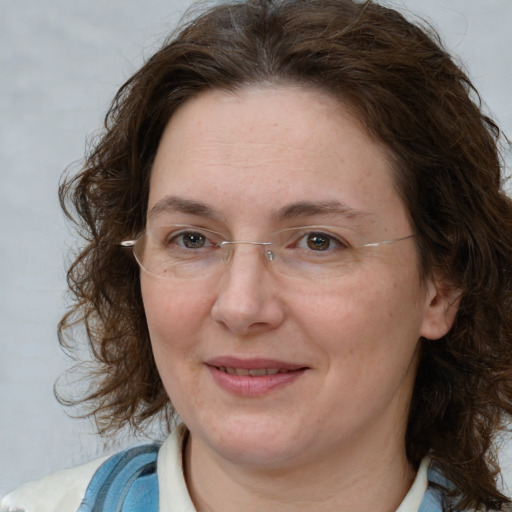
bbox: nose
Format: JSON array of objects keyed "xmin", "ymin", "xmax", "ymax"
[{"xmin": 211, "ymin": 244, "xmax": 286, "ymax": 335}]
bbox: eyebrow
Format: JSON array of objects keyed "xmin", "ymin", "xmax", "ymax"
[
  {"xmin": 148, "ymin": 196, "xmax": 369, "ymax": 223},
  {"xmin": 148, "ymin": 196, "xmax": 222, "ymax": 220},
  {"xmin": 273, "ymin": 200, "xmax": 371, "ymax": 222}
]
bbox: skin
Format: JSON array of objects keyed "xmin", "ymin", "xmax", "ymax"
[{"xmin": 141, "ymin": 86, "xmax": 457, "ymax": 512}]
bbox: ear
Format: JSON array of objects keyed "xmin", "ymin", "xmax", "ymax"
[{"xmin": 420, "ymin": 274, "xmax": 461, "ymax": 341}]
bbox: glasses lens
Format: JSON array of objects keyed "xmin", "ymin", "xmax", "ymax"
[
  {"xmin": 268, "ymin": 227, "xmax": 354, "ymax": 280},
  {"xmin": 133, "ymin": 225, "xmax": 225, "ymax": 280},
  {"xmin": 129, "ymin": 224, "xmax": 412, "ymax": 280}
]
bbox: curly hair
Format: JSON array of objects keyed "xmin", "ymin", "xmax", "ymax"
[{"xmin": 58, "ymin": 0, "xmax": 512, "ymax": 509}]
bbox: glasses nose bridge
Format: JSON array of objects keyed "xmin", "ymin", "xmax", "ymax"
[{"xmin": 218, "ymin": 240, "xmax": 276, "ymax": 265}]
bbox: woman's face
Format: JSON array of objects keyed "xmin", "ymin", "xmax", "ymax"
[{"xmin": 142, "ymin": 86, "xmax": 454, "ymax": 470}]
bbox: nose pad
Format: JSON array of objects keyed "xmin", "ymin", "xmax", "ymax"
[
  {"xmin": 219, "ymin": 240, "xmax": 275, "ymax": 266},
  {"xmin": 211, "ymin": 243, "xmax": 285, "ymax": 334}
]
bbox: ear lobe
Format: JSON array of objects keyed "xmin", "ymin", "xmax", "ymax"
[{"xmin": 420, "ymin": 276, "xmax": 461, "ymax": 341}]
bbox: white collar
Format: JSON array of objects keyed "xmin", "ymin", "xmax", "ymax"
[
  {"xmin": 157, "ymin": 424, "xmax": 430, "ymax": 512},
  {"xmin": 158, "ymin": 424, "xmax": 196, "ymax": 512}
]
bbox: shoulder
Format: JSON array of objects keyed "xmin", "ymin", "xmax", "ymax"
[
  {"xmin": 0, "ymin": 430, "xmax": 182, "ymax": 512},
  {"xmin": 0, "ymin": 456, "xmax": 108, "ymax": 512}
]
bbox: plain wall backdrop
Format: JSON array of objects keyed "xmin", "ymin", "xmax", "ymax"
[{"xmin": 1, "ymin": 0, "xmax": 511, "ymax": 497}]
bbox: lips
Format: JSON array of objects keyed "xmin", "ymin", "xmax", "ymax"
[
  {"xmin": 206, "ymin": 357, "xmax": 305, "ymax": 372},
  {"xmin": 216, "ymin": 367, "xmax": 293, "ymax": 376},
  {"xmin": 205, "ymin": 357, "xmax": 308, "ymax": 396}
]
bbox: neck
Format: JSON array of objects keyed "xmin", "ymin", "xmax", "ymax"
[{"xmin": 184, "ymin": 429, "xmax": 416, "ymax": 512}]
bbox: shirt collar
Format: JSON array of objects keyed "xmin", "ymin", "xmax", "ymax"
[{"xmin": 157, "ymin": 424, "xmax": 434, "ymax": 512}]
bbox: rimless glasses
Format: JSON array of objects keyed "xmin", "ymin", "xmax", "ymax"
[{"xmin": 121, "ymin": 224, "xmax": 414, "ymax": 281}]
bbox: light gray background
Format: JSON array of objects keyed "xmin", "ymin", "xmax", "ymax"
[{"xmin": 1, "ymin": 0, "xmax": 511, "ymax": 497}]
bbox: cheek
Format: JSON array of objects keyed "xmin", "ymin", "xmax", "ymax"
[
  {"xmin": 296, "ymin": 266, "xmax": 426, "ymax": 373},
  {"xmin": 141, "ymin": 278, "xmax": 217, "ymax": 416},
  {"xmin": 141, "ymin": 278, "xmax": 212, "ymax": 362},
  {"xmin": 299, "ymin": 277, "xmax": 424, "ymax": 424}
]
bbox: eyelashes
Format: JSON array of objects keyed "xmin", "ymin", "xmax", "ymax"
[{"xmin": 162, "ymin": 226, "xmax": 351, "ymax": 253}]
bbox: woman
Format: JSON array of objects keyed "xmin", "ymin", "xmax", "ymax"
[{"xmin": 2, "ymin": 0, "xmax": 512, "ymax": 511}]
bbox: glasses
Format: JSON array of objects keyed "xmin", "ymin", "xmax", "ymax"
[{"xmin": 120, "ymin": 224, "xmax": 414, "ymax": 281}]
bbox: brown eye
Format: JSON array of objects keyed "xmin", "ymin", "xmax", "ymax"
[
  {"xmin": 181, "ymin": 232, "xmax": 207, "ymax": 249},
  {"xmin": 306, "ymin": 233, "xmax": 333, "ymax": 251}
]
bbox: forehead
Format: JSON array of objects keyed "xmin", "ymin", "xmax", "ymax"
[
  {"xmin": 153, "ymin": 86, "xmax": 378, "ymax": 166},
  {"xmin": 148, "ymin": 86, "xmax": 409, "ymax": 233}
]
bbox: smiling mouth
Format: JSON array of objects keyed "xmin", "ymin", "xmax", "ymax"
[
  {"xmin": 215, "ymin": 367, "xmax": 294, "ymax": 376},
  {"xmin": 207, "ymin": 361, "xmax": 307, "ymax": 395}
]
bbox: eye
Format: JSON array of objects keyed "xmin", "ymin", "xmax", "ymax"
[
  {"xmin": 295, "ymin": 231, "xmax": 348, "ymax": 252},
  {"xmin": 178, "ymin": 231, "xmax": 208, "ymax": 249},
  {"xmin": 165, "ymin": 229, "xmax": 218, "ymax": 250}
]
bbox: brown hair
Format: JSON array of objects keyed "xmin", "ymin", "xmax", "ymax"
[{"xmin": 58, "ymin": 0, "xmax": 512, "ymax": 509}]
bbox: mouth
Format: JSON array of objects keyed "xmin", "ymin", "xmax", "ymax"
[
  {"xmin": 205, "ymin": 357, "xmax": 308, "ymax": 396},
  {"xmin": 206, "ymin": 357, "xmax": 306, "ymax": 373},
  {"xmin": 215, "ymin": 367, "xmax": 295, "ymax": 376}
]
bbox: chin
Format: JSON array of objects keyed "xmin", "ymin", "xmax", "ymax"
[{"xmin": 190, "ymin": 413, "xmax": 309, "ymax": 469}]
